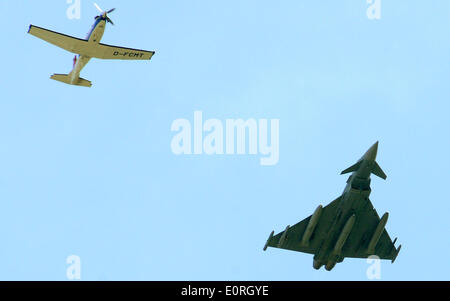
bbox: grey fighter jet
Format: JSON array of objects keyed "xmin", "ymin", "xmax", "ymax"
[{"xmin": 263, "ymin": 142, "xmax": 401, "ymax": 271}]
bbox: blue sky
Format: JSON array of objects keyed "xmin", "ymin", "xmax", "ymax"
[{"xmin": 0, "ymin": 1, "xmax": 448, "ymax": 280}]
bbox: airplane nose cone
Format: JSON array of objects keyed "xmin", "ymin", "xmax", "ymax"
[{"xmin": 364, "ymin": 141, "xmax": 379, "ymax": 161}]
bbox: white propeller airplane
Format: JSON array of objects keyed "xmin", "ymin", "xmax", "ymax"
[{"xmin": 28, "ymin": 3, "xmax": 155, "ymax": 87}]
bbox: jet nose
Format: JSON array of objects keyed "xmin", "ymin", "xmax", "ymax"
[{"xmin": 364, "ymin": 141, "xmax": 379, "ymax": 161}]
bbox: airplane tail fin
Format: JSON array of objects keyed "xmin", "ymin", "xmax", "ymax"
[{"xmin": 50, "ymin": 74, "xmax": 92, "ymax": 87}]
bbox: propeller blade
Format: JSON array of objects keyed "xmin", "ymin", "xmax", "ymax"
[
  {"xmin": 106, "ymin": 17, "xmax": 114, "ymax": 25},
  {"xmin": 94, "ymin": 3, "xmax": 103, "ymax": 13},
  {"xmin": 107, "ymin": 8, "xmax": 116, "ymax": 14}
]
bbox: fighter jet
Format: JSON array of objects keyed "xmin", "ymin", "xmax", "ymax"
[
  {"xmin": 263, "ymin": 142, "xmax": 401, "ymax": 271},
  {"xmin": 27, "ymin": 3, "xmax": 155, "ymax": 87}
]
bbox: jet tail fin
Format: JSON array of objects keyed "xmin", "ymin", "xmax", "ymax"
[
  {"xmin": 50, "ymin": 73, "xmax": 92, "ymax": 87},
  {"xmin": 340, "ymin": 161, "xmax": 362, "ymax": 175},
  {"xmin": 372, "ymin": 161, "xmax": 387, "ymax": 180}
]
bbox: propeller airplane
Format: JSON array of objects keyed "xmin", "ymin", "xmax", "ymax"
[{"xmin": 28, "ymin": 3, "xmax": 155, "ymax": 87}]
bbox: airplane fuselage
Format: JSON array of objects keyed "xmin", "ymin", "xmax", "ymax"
[
  {"xmin": 313, "ymin": 144, "xmax": 378, "ymax": 270},
  {"xmin": 70, "ymin": 17, "xmax": 107, "ymax": 84}
]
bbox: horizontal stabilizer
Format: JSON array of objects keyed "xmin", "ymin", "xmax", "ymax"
[
  {"xmin": 372, "ymin": 161, "xmax": 387, "ymax": 180},
  {"xmin": 50, "ymin": 74, "xmax": 92, "ymax": 87},
  {"xmin": 340, "ymin": 161, "xmax": 362, "ymax": 175}
]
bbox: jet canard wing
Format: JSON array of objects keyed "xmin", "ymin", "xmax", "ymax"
[
  {"xmin": 28, "ymin": 25, "xmax": 154, "ymax": 60},
  {"xmin": 264, "ymin": 196, "xmax": 342, "ymax": 254}
]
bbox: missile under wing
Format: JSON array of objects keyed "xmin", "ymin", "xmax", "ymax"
[{"xmin": 263, "ymin": 142, "xmax": 401, "ymax": 271}]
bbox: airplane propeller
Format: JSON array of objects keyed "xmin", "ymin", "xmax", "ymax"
[{"xmin": 94, "ymin": 3, "xmax": 116, "ymax": 25}]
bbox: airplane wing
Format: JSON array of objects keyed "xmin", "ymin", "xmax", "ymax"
[
  {"xmin": 341, "ymin": 199, "xmax": 399, "ymax": 261},
  {"xmin": 264, "ymin": 196, "xmax": 342, "ymax": 254},
  {"xmin": 28, "ymin": 25, "xmax": 90, "ymax": 55},
  {"xmin": 94, "ymin": 43, "xmax": 155, "ymax": 60},
  {"xmin": 265, "ymin": 197, "xmax": 400, "ymax": 261},
  {"xmin": 28, "ymin": 25, "xmax": 155, "ymax": 60}
]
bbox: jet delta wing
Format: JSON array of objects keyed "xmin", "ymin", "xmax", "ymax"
[
  {"xmin": 264, "ymin": 142, "xmax": 401, "ymax": 271},
  {"xmin": 263, "ymin": 197, "xmax": 342, "ymax": 255}
]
